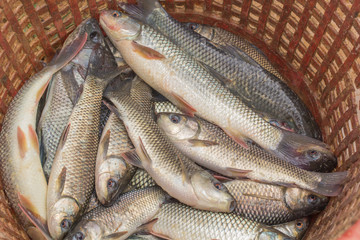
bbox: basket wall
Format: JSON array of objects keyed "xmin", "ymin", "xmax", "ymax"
[{"xmin": 0, "ymin": 0, "xmax": 359, "ymax": 239}]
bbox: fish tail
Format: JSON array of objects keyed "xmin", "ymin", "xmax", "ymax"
[
  {"xmin": 104, "ymin": 77, "xmax": 132, "ymax": 100},
  {"xmin": 312, "ymin": 171, "xmax": 348, "ymax": 196},
  {"xmin": 119, "ymin": 0, "xmax": 162, "ymax": 23}
]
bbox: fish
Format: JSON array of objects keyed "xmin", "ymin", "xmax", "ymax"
[
  {"xmin": 105, "ymin": 36, "xmax": 128, "ymax": 68},
  {"xmin": 100, "ymin": 9, "xmax": 336, "ymax": 173},
  {"xmin": 95, "ymin": 112, "xmax": 137, "ymax": 206},
  {"xmin": 84, "ymin": 191, "xmax": 101, "ymax": 214},
  {"xmin": 147, "ymin": 202, "xmax": 293, "ymax": 240},
  {"xmin": 127, "ymin": 233, "xmax": 162, "ymax": 240},
  {"xmin": 46, "ymin": 38, "xmax": 119, "ymax": 239},
  {"xmin": 103, "ymin": 76, "xmax": 235, "ymax": 212},
  {"xmin": 156, "ymin": 110, "xmax": 346, "ymax": 196},
  {"xmin": 64, "ymin": 187, "xmax": 168, "ymax": 240},
  {"xmin": 185, "ymin": 22, "xmax": 322, "ymax": 140},
  {"xmin": 123, "ymin": 169, "xmax": 157, "ymax": 193},
  {"xmin": 223, "ymin": 180, "xmax": 328, "ymax": 224},
  {"xmin": 273, "ymin": 218, "xmax": 309, "ymax": 240},
  {"xmin": 0, "ymin": 24, "xmax": 87, "ymax": 238}
]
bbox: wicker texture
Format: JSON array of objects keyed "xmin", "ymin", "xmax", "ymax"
[{"xmin": 0, "ymin": 0, "xmax": 359, "ymax": 239}]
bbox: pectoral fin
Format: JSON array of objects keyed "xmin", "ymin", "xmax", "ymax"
[
  {"xmin": 225, "ymin": 167, "xmax": 252, "ymax": 179},
  {"xmin": 17, "ymin": 127, "xmax": 28, "ymax": 159},
  {"xmin": 103, "ymin": 231, "xmax": 128, "ymax": 239},
  {"xmin": 121, "ymin": 149, "xmax": 143, "ymax": 168},
  {"xmin": 221, "ymin": 127, "xmax": 249, "ymax": 149},
  {"xmin": 188, "ymin": 139, "xmax": 218, "ymax": 147},
  {"xmin": 132, "ymin": 41, "xmax": 165, "ymax": 60},
  {"xmin": 170, "ymin": 92, "xmax": 196, "ymax": 117}
]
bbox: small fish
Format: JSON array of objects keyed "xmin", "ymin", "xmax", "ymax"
[
  {"xmin": 223, "ymin": 180, "xmax": 328, "ymax": 224},
  {"xmin": 0, "ymin": 24, "xmax": 87, "ymax": 238},
  {"xmin": 103, "ymin": 77, "xmax": 235, "ymax": 212},
  {"xmin": 147, "ymin": 202, "xmax": 293, "ymax": 240},
  {"xmin": 124, "ymin": 169, "xmax": 156, "ymax": 193},
  {"xmin": 156, "ymin": 111, "xmax": 346, "ymax": 196},
  {"xmin": 95, "ymin": 112, "xmax": 137, "ymax": 206},
  {"xmin": 64, "ymin": 187, "xmax": 168, "ymax": 240},
  {"xmin": 47, "ymin": 37, "xmax": 119, "ymax": 239},
  {"xmin": 100, "ymin": 9, "xmax": 336, "ymax": 173},
  {"xmin": 273, "ymin": 218, "xmax": 309, "ymax": 240}
]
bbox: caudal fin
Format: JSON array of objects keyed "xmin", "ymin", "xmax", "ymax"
[
  {"xmin": 312, "ymin": 171, "xmax": 348, "ymax": 196},
  {"xmin": 119, "ymin": 0, "xmax": 163, "ymax": 23},
  {"xmin": 272, "ymin": 130, "xmax": 337, "ymax": 172}
]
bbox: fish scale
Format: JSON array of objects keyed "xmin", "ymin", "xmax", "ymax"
[{"xmin": 123, "ymin": 169, "xmax": 157, "ymax": 193}]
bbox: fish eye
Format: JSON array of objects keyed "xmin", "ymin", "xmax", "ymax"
[
  {"xmin": 296, "ymin": 221, "xmax": 304, "ymax": 230},
  {"xmin": 307, "ymin": 194, "xmax": 318, "ymax": 204},
  {"xmin": 169, "ymin": 114, "xmax": 181, "ymax": 124},
  {"xmin": 112, "ymin": 11, "xmax": 121, "ymax": 18},
  {"xmin": 189, "ymin": 23, "xmax": 198, "ymax": 30},
  {"xmin": 269, "ymin": 120, "xmax": 281, "ymax": 127},
  {"xmin": 60, "ymin": 219, "xmax": 72, "ymax": 231},
  {"xmin": 107, "ymin": 178, "xmax": 117, "ymax": 189},
  {"xmin": 213, "ymin": 182, "xmax": 223, "ymax": 190},
  {"xmin": 90, "ymin": 31, "xmax": 98, "ymax": 39},
  {"xmin": 73, "ymin": 232, "xmax": 85, "ymax": 240},
  {"xmin": 307, "ymin": 149, "xmax": 321, "ymax": 160}
]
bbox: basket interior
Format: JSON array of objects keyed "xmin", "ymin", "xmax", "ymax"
[{"xmin": 0, "ymin": 0, "xmax": 360, "ymax": 239}]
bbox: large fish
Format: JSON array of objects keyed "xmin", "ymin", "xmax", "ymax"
[
  {"xmin": 103, "ymin": 77, "xmax": 235, "ymax": 212},
  {"xmin": 46, "ymin": 40, "xmax": 119, "ymax": 239},
  {"xmin": 156, "ymin": 111, "xmax": 345, "ymax": 196},
  {"xmin": 273, "ymin": 218, "xmax": 309, "ymax": 240},
  {"xmin": 123, "ymin": 169, "xmax": 156, "ymax": 193},
  {"xmin": 64, "ymin": 187, "xmax": 168, "ymax": 240},
  {"xmin": 147, "ymin": 203, "xmax": 292, "ymax": 240},
  {"xmin": 100, "ymin": 9, "xmax": 336, "ymax": 172},
  {"xmin": 95, "ymin": 112, "xmax": 137, "ymax": 206},
  {"xmin": 185, "ymin": 22, "xmax": 322, "ymax": 140},
  {"xmin": 223, "ymin": 180, "xmax": 328, "ymax": 224},
  {"xmin": 0, "ymin": 26, "xmax": 87, "ymax": 238}
]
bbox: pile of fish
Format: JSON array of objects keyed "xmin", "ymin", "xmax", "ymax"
[{"xmin": 0, "ymin": 0, "xmax": 347, "ymax": 239}]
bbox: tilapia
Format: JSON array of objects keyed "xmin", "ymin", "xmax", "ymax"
[
  {"xmin": 103, "ymin": 77, "xmax": 235, "ymax": 212},
  {"xmin": 156, "ymin": 110, "xmax": 345, "ymax": 196},
  {"xmin": 124, "ymin": 169, "xmax": 156, "ymax": 193},
  {"xmin": 95, "ymin": 112, "xmax": 136, "ymax": 206},
  {"xmin": 100, "ymin": 9, "xmax": 336, "ymax": 172},
  {"xmin": 64, "ymin": 187, "xmax": 168, "ymax": 240},
  {"xmin": 47, "ymin": 40, "xmax": 119, "ymax": 239},
  {"xmin": 147, "ymin": 203, "xmax": 292, "ymax": 240},
  {"xmin": 273, "ymin": 218, "xmax": 309, "ymax": 240},
  {"xmin": 0, "ymin": 27, "xmax": 86, "ymax": 238},
  {"xmin": 185, "ymin": 22, "xmax": 322, "ymax": 139},
  {"xmin": 223, "ymin": 180, "xmax": 328, "ymax": 224}
]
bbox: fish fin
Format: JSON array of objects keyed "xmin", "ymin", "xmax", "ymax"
[
  {"xmin": 225, "ymin": 167, "xmax": 252, "ymax": 178},
  {"xmin": 98, "ymin": 129, "xmax": 110, "ymax": 161},
  {"xmin": 58, "ymin": 123, "xmax": 71, "ymax": 151},
  {"xmin": 138, "ymin": 218, "xmax": 173, "ymax": 240},
  {"xmin": 188, "ymin": 139, "xmax": 218, "ymax": 147},
  {"xmin": 198, "ymin": 61, "xmax": 233, "ymax": 86},
  {"xmin": 176, "ymin": 152, "xmax": 191, "ymax": 184},
  {"xmin": 18, "ymin": 198, "xmax": 51, "ymax": 240},
  {"xmin": 170, "ymin": 92, "xmax": 196, "ymax": 117},
  {"xmin": 219, "ymin": 44, "xmax": 261, "ymax": 68},
  {"xmin": 242, "ymin": 192, "xmax": 281, "ymax": 201},
  {"xmin": 212, "ymin": 174, "xmax": 233, "ymax": 182},
  {"xmin": 104, "ymin": 77, "xmax": 132, "ymax": 101},
  {"xmin": 119, "ymin": 0, "xmax": 164, "ymax": 23},
  {"xmin": 132, "ymin": 41, "xmax": 165, "ymax": 60},
  {"xmin": 122, "ymin": 149, "xmax": 143, "ymax": 168},
  {"xmin": 272, "ymin": 130, "xmax": 336, "ymax": 170},
  {"xmin": 55, "ymin": 166, "xmax": 67, "ymax": 195},
  {"xmin": 103, "ymin": 231, "xmax": 128, "ymax": 239},
  {"xmin": 118, "ymin": 3, "xmax": 146, "ymax": 22},
  {"xmin": 221, "ymin": 127, "xmax": 249, "ymax": 149},
  {"xmin": 311, "ymin": 171, "xmax": 348, "ymax": 196},
  {"xmin": 39, "ymin": 132, "xmax": 46, "ymax": 167},
  {"xmin": 27, "ymin": 227, "xmax": 49, "ymax": 240},
  {"xmin": 28, "ymin": 125, "xmax": 39, "ymax": 154},
  {"xmin": 17, "ymin": 127, "xmax": 28, "ymax": 159},
  {"xmin": 36, "ymin": 79, "xmax": 51, "ymax": 103},
  {"xmin": 139, "ymin": 137, "xmax": 152, "ymax": 165}
]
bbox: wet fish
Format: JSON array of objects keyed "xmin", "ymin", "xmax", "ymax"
[
  {"xmin": 47, "ymin": 39, "xmax": 119, "ymax": 239},
  {"xmin": 84, "ymin": 191, "xmax": 101, "ymax": 214},
  {"xmin": 64, "ymin": 187, "xmax": 168, "ymax": 240},
  {"xmin": 95, "ymin": 112, "xmax": 137, "ymax": 206},
  {"xmin": 127, "ymin": 233, "xmax": 162, "ymax": 240},
  {"xmin": 124, "ymin": 169, "xmax": 156, "ymax": 193},
  {"xmin": 0, "ymin": 25, "xmax": 87, "ymax": 238},
  {"xmin": 223, "ymin": 180, "xmax": 328, "ymax": 224},
  {"xmin": 273, "ymin": 218, "xmax": 309, "ymax": 240},
  {"xmin": 147, "ymin": 202, "xmax": 292, "ymax": 240},
  {"xmin": 156, "ymin": 111, "xmax": 345, "ymax": 196},
  {"xmin": 185, "ymin": 22, "xmax": 322, "ymax": 139},
  {"xmin": 103, "ymin": 77, "xmax": 235, "ymax": 212},
  {"xmin": 100, "ymin": 9, "xmax": 336, "ymax": 172}
]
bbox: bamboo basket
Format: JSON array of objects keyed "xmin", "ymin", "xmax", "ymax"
[{"xmin": 0, "ymin": 0, "xmax": 359, "ymax": 239}]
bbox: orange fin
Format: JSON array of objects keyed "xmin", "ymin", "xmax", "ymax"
[
  {"xmin": 132, "ymin": 41, "xmax": 165, "ymax": 60},
  {"xmin": 221, "ymin": 127, "xmax": 249, "ymax": 149},
  {"xmin": 139, "ymin": 219, "xmax": 172, "ymax": 240},
  {"xmin": 170, "ymin": 92, "xmax": 196, "ymax": 117},
  {"xmin": 188, "ymin": 139, "xmax": 218, "ymax": 147},
  {"xmin": 17, "ymin": 127, "xmax": 28, "ymax": 159},
  {"xmin": 36, "ymin": 80, "xmax": 51, "ymax": 103},
  {"xmin": 103, "ymin": 231, "xmax": 128, "ymax": 239},
  {"xmin": 225, "ymin": 167, "xmax": 252, "ymax": 179},
  {"xmin": 121, "ymin": 149, "xmax": 143, "ymax": 168},
  {"xmin": 28, "ymin": 125, "xmax": 39, "ymax": 154},
  {"xmin": 212, "ymin": 174, "xmax": 233, "ymax": 182}
]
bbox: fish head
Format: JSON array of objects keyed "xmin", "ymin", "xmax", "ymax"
[
  {"xmin": 48, "ymin": 197, "xmax": 80, "ymax": 239},
  {"xmin": 303, "ymin": 148, "xmax": 337, "ymax": 172},
  {"xmin": 190, "ymin": 171, "xmax": 235, "ymax": 212},
  {"xmin": 273, "ymin": 218, "xmax": 309, "ymax": 240},
  {"xmin": 185, "ymin": 22, "xmax": 213, "ymax": 40},
  {"xmin": 156, "ymin": 113, "xmax": 199, "ymax": 141},
  {"xmin": 96, "ymin": 157, "xmax": 128, "ymax": 205},
  {"xmin": 285, "ymin": 188, "xmax": 329, "ymax": 213},
  {"xmin": 64, "ymin": 219, "xmax": 103, "ymax": 240},
  {"xmin": 257, "ymin": 227, "xmax": 294, "ymax": 240},
  {"xmin": 100, "ymin": 10, "xmax": 141, "ymax": 42}
]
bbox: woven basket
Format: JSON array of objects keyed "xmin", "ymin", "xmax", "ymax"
[{"xmin": 0, "ymin": 0, "xmax": 359, "ymax": 239}]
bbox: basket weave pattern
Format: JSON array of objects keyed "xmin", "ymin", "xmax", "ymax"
[{"xmin": 0, "ymin": 0, "xmax": 359, "ymax": 239}]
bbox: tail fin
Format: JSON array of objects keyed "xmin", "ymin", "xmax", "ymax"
[
  {"xmin": 312, "ymin": 171, "xmax": 348, "ymax": 196},
  {"xmin": 119, "ymin": 0, "xmax": 163, "ymax": 23},
  {"xmin": 272, "ymin": 130, "xmax": 337, "ymax": 172},
  {"xmin": 104, "ymin": 76, "xmax": 132, "ymax": 100}
]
